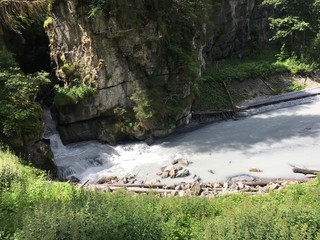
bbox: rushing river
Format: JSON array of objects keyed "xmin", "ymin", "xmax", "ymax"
[{"xmin": 45, "ymin": 91, "xmax": 320, "ymax": 184}]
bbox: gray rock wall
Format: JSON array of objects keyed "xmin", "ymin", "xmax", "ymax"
[
  {"xmin": 205, "ymin": 0, "xmax": 269, "ymax": 62},
  {"xmin": 48, "ymin": 0, "xmax": 268, "ymax": 144},
  {"xmin": 0, "ymin": 25, "xmax": 5, "ymax": 50}
]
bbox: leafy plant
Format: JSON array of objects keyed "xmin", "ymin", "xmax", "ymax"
[
  {"xmin": 0, "ymin": 51, "xmax": 50, "ymax": 149},
  {"xmin": 276, "ymin": 57, "xmax": 318, "ymax": 75},
  {"xmin": 1, "ymin": 150, "xmax": 320, "ymax": 239},
  {"xmin": 262, "ymin": 0, "xmax": 320, "ymax": 60},
  {"xmin": 130, "ymin": 87, "xmax": 155, "ymax": 131},
  {"xmin": 53, "ymin": 85, "xmax": 95, "ymax": 106}
]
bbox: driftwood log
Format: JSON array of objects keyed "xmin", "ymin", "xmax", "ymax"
[
  {"xmin": 293, "ymin": 167, "xmax": 320, "ymax": 176},
  {"xmin": 80, "ymin": 179, "xmax": 89, "ymax": 188}
]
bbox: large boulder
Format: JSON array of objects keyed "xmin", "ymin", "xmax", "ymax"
[{"xmin": 25, "ymin": 139, "xmax": 57, "ymax": 176}]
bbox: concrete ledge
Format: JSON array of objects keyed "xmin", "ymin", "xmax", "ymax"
[{"xmin": 237, "ymin": 87, "xmax": 320, "ymax": 109}]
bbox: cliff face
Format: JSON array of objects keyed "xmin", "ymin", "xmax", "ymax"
[
  {"xmin": 48, "ymin": 0, "xmax": 268, "ymax": 144},
  {"xmin": 206, "ymin": 0, "xmax": 269, "ymax": 61},
  {"xmin": 0, "ymin": 25, "xmax": 5, "ymax": 50}
]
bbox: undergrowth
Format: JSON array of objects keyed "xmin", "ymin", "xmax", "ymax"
[
  {"xmin": 0, "ymin": 150, "xmax": 320, "ymax": 239},
  {"xmin": 197, "ymin": 49, "xmax": 319, "ymax": 110}
]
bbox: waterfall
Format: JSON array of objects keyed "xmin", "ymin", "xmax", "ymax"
[{"xmin": 44, "ymin": 109, "xmax": 114, "ymax": 180}]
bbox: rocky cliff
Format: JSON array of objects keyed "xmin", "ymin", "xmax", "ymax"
[
  {"xmin": 48, "ymin": 0, "xmax": 268, "ymax": 145},
  {"xmin": 0, "ymin": 25, "xmax": 5, "ymax": 50},
  {"xmin": 206, "ymin": 0, "xmax": 269, "ymax": 61}
]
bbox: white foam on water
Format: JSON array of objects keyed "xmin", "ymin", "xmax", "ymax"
[{"xmin": 45, "ymin": 95, "xmax": 320, "ymax": 183}]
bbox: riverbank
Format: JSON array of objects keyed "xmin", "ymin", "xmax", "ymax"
[
  {"xmin": 52, "ymin": 91, "xmax": 320, "ymax": 187},
  {"xmin": 73, "ymin": 87, "xmax": 320, "ymax": 196},
  {"xmin": 1, "ymin": 149, "xmax": 320, "ymax": 239},
  {"xmin": 80, "ymin": 174, "xmax": 315, "ymax": 197}
]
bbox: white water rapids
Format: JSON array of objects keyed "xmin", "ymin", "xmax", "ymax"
[{"xmin": 45, "ymin": 92, "xmax": 320, "ymax": 184}]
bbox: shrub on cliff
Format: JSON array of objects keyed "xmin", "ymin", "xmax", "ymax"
[{"xmin": 53, "ymin": 85, "xmax": 95, "ymax": 106}]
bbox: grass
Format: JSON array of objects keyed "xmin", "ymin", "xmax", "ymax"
[
  {"xmin": 197, "ymin": 48, "xmax": 319, "ymax": 111},
  {"xmin": 1, "ymin": 150, "xmax": 320, "ymax": 239},
  {"xmin": 203, "ymin": 49, "xmax": 286, "ymax": 83}
]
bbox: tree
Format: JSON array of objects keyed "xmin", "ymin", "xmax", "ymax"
[{"xmin": 263, "ymin": 0, "xmax": 320, "ymax": 59}]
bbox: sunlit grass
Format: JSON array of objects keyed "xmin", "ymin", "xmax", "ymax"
[{"xmin": 1, "ymin": 150, "xmax": 320, "ymax": 239}]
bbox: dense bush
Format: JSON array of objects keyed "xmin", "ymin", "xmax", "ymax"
[
  {"xmin": 1, "ymin": 150, "xmax": 319, "ymax": 239},
  {"xmin": 0, "ymin": 50, "xmax": 49, "ymax": 149}
]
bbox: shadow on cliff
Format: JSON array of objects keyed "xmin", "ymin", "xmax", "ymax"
[{"xmin": 159, "ymin": 103, "xmax": 320, "ymax": 154}]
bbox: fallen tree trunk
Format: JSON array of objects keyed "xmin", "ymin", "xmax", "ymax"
[
  {"xmin": 109, "ymin": 186, "xmax": 175, "ymax": 194},
  {"xmin": 108, "ymin": 183, "xmax": 171, "ymax": 189},
  {"xmin": 293, "ymin": 167, "xmax": 320, "ymax": 176},
  {"xmin": 80, "ymin": 179, "xmax": 90, "ymax": 188},
  {"xmin": 242, "ymin": 178, "xmax": 311, "ymax": 187}
]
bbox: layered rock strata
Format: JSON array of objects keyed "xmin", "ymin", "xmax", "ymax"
[{"xmin": 48, "ymin": 0, "xmax": 268, "ymax": 144}]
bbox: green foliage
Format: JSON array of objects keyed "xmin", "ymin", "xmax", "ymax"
[
  {"xmin": 0, "ymin": 51, "xmax": 50, "ymax": 149},
  {"xmin": 276, "ymin": 57, "xmax": 318, "ymax": 75},
  {"xmin": 54, "ymin": 61, "xmax": 98, "ymax": 106},
  {"xmin": 43, "ymin": 16, "xmax": 53, "ymax": 29},
  {"xmin": 168, "ymin": 46, "xmax": 200, "ymax": 83},
  {"xmin": 0, "ymin": 50, "xmax": 18, "ymax": 69},
  {"xmin": 130, "ymin": 87, "xmax": 155, "ymax": 131},
  {"xmin": 286, "ymin": 82, "xmax": 305, "ymax": 92},
  {"xmin": 113, "ymin": 107, "xmax": 138, "ymax": 133},
  {"xmin": 198, "ymin": 49, "xmax": 317, "ymax": 110},
  {"xmin": 262, "ymin": 0, "xmax": 320, "ymax": 59},
  {"xmin": 199, "ymin": 49, "xmax": 285, "ymax": 110},
  {"xmin": 53, "ymin": 85, "xmax": 95, "ymax": 106},
  {"xmin": 1, "ymin": 150, "xmax": 320, "ymax": 239},
  {"xmin": 197, "ymin": 81, "xmax": 231, "ymax": 110},
  {"xmin": 58, "ymin": 62, "xmax": 82, "ymax": 86}
]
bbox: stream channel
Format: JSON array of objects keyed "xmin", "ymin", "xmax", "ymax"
[{"xmin": 44, "ymin": 88, "xmax": 320, "ymax": 184}]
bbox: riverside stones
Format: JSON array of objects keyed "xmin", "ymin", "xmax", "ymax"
[
  {"xmin": 161, "ymin": 159, "xmax": 191, "ymax": 179},
  {"xmin": 84, "ymin": 177, "xmax": 311, "ymax": 198},
  {"xmin": 97, "ymin": 176, "xmax": 119, "ymax": 184},
  {"xmin": 191, "ymin": 182, "xmax": 201, "ymax": 196},
  {"xmin": 172, "ymin": 158, "xmax": 190, "ymax": 166},
  {"xmin": 176, "ymin": 169, "xmax": 190, "ymax": 178}
]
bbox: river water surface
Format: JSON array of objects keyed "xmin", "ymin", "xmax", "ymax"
[{"xmin": 45, "ymin": 93, "xmax": 320, "ymax": 183}]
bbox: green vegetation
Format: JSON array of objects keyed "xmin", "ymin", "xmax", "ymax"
[
  {"xmin": 53, "ymin": 60, "xmax": 98, "ymax": 106},
  {"xmin": 203, "ymin": 50, "xmax": 283, "ymax": 83},
  {"xmin": 53, "ymin": 85, "xmax": 95, "ymax": 106},
  {"xmin": 262, "ymin": 0, "xmax": 320, "ymax": 60},
  {"xmin": 43, "ymin": 16, "xmax": 53, "ymax": 29},
  {"xmin": 1, "ymin": 150, "xmax": 320, "ymax": 239},
  {"xmin": 130, "ymin": 87, "xmax": 155, "ymax": 131},
  {"xmin": 197, "ymin": 0, "xmax": 320, "ymax": 111},
  {"xmin": 0, "ymin": 50, "xmax": 49, "ymax": 149},
  {"xmin": 203, "ymin": 50, "xmax": 317, "ymax": 84},
  {"xmin": 197, "ymin": 48, "xmax": 318, "ymax": 110}
]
